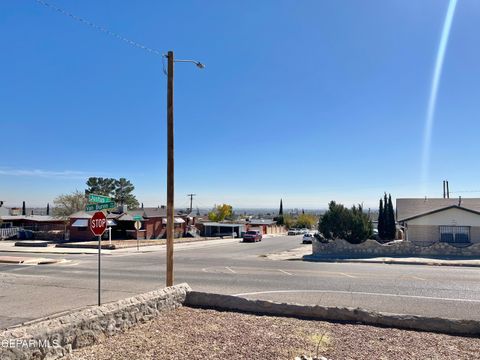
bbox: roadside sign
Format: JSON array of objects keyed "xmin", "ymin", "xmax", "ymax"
[
  {"xmin": 133, "ymin": 215, "xmax": 142, "ymax": 221},
  {"xmin": 86, "ymin": 201, "xmax": 116, "ymax": 212},
  {"xmin": 90, "ymin": 211, "xmax": 107, "ymax": 236},
  {"xmin": 134, "ymin": 220, "xmax": 142, "ymax": 230},
  {"xmin": 88, "ymin": 194, "xmax": 112, "ymax": 204}
]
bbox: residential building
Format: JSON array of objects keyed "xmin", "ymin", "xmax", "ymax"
[{"xmin": 397, "ymin": 198, "xmax": 480, "ymax": 245}]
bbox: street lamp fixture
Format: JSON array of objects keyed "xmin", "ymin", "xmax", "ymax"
[
  {"xmin": 164, "ymin": 51, "xmax": 204, "ymax": 287},
  {"xmin": 173, "ymin": 58, "xmax": 206, "ymax": 69}
]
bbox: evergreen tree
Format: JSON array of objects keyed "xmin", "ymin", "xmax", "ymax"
[
  {"xmin": 46, "ymin": 203, "xmax": 50, "ymax": 216},
  {"xmin": 387, "ymin": 194, "xmax": 396, "ymax": 239},
  {"xmin": 22, "ymin": 201, "xmax": 26, "ymax": 216},
  {"xmin": 377, "ymin": 198, "xmax": 385, "ymax": 240},
  {"xmin": 279, "ymin": 199, "xmax": 283, "ymax": 216}
]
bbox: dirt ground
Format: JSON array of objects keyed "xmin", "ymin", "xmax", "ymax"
[{"xmin": 63, "ymin": 307, "xmax": 480, "ymax": 360}]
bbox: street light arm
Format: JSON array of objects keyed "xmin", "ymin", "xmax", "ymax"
[{"xmin": 173, "ymin": 58, "xmax": 205, "ymax": 69}]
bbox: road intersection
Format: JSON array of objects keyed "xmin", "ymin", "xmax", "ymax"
[{"xmin": 1, "ymin": 235, "xmax": 479, "ymax": 329}]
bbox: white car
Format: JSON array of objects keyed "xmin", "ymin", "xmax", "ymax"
[{"xmin": 302, "ymin": 233, "xmax": 314, "ymax": 243}]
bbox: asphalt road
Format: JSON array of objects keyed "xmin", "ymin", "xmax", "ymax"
[{"xmin": 1, "ymin": 235, "xmax": 480, "ymax": 329}]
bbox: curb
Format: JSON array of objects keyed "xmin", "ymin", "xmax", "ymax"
[
  {"xmin": 185, "ymin": 291, "xmax": 480, "ymax": 336},
  {"xmin": 0, "ymin": 256, "xmax": 61, "ymax": 265},
  {"xmin": 302, "ymin": 255, "xmax": 480, "ymax": 268}
]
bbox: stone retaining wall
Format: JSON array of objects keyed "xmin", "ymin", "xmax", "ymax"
[
  {"xmin": 312, "ymin": 239, "xmax": 480, "ymax": 258},
  {"xmin": 0, "ymin": 283, "xmax": 191, "ymax": 360},
  {"xmin": 185, "ymin": 291, "xmax": 480, "ymax": 336}
]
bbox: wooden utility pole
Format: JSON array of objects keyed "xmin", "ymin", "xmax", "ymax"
[
  {"xmin": 187, "ymin": 193, "xmax": 196, "ymax": 213},
  {"xmin": 166, "ymin": 51, "xmax": 175, "ymax": 287}
]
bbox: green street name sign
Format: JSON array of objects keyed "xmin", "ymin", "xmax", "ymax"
[
  {"xmin": 85, "ymin": 201, "xmax": 116, "ymax": 212},
  {"xmin": 133, "ymin": 215, "xmax": 143, "ymax": 221},
  {"xmin": 88, "ymin": 194, "xmax": 112, "ymax": 204}
]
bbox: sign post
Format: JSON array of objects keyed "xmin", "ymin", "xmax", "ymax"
[
  {"xmin": 134, "ymin": 220, "xmax": 142, "ymax": 250},
  {"xmin": 90, "ymin": 211, "xmax": 107, "ymax": 306}
]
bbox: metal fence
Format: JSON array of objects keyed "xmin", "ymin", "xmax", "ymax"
[{"xmin": 0, "ymin": 227, "xmax": 21, "ymax": 240}]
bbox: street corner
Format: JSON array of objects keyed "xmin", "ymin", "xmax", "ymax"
[{"xmin": 0, "ymin": 256, "xmax": 66, "ymax": 265}]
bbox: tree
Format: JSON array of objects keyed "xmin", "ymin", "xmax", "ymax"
[
  {"xmin": 22, "ymin": 201, "xmax": 26, "ymax": 216},
  {"xmin": 319, "ymin": 201, "xmax": 372, "ymax": 244},
  {"xmin": 295, "ymin": 213, "xmax": 317, "ymax": 229},
  {"xmin": 86, "ymin": 177, "xmax": 115, "ymax": 196},
  {"xmin": 114, "ymin": 178, "xmax": 139, "ymax": 209},
  {"xmin": 208, "ymin": 204, "xmax": 233, "ymax": 222},
  {"xmin": 377, "ymin": 198, "xmax": 385, "ymax": 239},
  {"xmin": 318, "ymin": 201, "xmax": 351, "ymax": 240},
  {"xmin": 279, "ymin": 199, "xmax": 283, "ymax": 216},
  {"xmin": 377, "ymin": 193, "xmax": 396, "ymax": 241},
  {"xmin": 46, "ymin": 203, "xmax": 50, "ymax": 216},
  {"xmin": 282, "ymin": 214, "xmax": 295, "ymax": 229},
  {"xmin": 53, "ymin": 190, "xmax": 87, "ymax": 217},
  {"xmin": 386, "ymin": 194, "xmax": 396, "ymax": 240},
  {"xmin": 347, "ymin": 205, "xmax": 373, "ymax": 244},
  {"xmin": 85, "ymin": 177, "xmax": 139, "ymax": 210}
]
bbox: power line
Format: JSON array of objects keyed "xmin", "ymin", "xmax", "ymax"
[{"xmin": 35, "ymin": 0, "xmax": 162, "ymax": 56}]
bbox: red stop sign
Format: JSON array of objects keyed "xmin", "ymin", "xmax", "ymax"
[{"xmin": 90, "ymin": 211, "xmax": 107, "ymax": 236}]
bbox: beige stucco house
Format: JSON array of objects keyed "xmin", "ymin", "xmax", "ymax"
[{"xmin": 397, "ymin": 198, "xmax": 480, "ymax": 245}]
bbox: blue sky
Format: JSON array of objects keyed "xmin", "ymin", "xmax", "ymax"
[{"xmin": 1, "ymin": 0, "xmax": 480, "ymax": 209}]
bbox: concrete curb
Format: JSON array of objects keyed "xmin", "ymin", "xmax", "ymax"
[
  {"xmin": 185, "ymin": 291, "xmax": 480, "ymax": 336},
  {"xmin": 0, "ymin": 283, "xmax": 191, "ymax": 360},
  {"xmin": 303, "ymin": 255, "xmax": 480, "ymax": 268},
  {"xmin": 0, "ymin": 256, "xmax": 61, "ymax": 265}
]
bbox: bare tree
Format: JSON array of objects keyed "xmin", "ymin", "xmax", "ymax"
[{"xmin": 53, "ymin": 190, "xmax": 87, "ymax": 217}]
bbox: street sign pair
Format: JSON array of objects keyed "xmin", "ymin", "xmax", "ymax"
[{"xmin": 86, "ymin": 194, "xmax": 116, "ymax": 212}]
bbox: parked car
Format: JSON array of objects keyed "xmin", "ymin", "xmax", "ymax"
[
  {"xmin": 243, "ymin": 230, "xmax": 262, "ymax": 242},
  {"xmin": 288, "ymin": 228, "xmax": 300, "ymax": 235},
  {"xmin": 302, "ymin": 233, "xmax": 314, "ymax": 244}
]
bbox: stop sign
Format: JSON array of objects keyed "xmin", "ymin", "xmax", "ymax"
[{"xmin": 90, "ymin": 211, "xmax": 107, "ymax": 236}]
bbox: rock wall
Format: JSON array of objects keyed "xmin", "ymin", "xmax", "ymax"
[
  {"xmin": 0, "ymin": 283, "xmax": 191, "ymax": 360},
  {"xmin": 312, "ymin": 239, "xmax": 480, "ymax": 258},
  {"xmin": 186, "ymin": 291, "xmax": 480, "ymax": 336}
]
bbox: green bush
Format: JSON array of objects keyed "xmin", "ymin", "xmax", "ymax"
[{"xmin": 319, "ymin": 201, "xmax": 373, "ymax": 244}]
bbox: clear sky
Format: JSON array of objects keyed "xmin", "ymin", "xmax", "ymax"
[{"xmin": 1, "ymin": 0, "xmax": 480, "ymax": 210}]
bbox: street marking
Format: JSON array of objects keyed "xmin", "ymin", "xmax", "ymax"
[
  {"xmin": 339, "ymin": 272, "xmax": 356, "ymax": 278},
  {"xmin": 410, "ymin": 275, "xmax": 426, "ymax": 281},
  {"xmin": 225, "ymin": 266, "xmax": 236, "ymax": 274},
  {"xmin": 278, "ymin": 269, "xmax": 293, "ymax": 276},
  {"xmin": 232, "ymin": 289, "xmax": 480, "ymax": 304}
]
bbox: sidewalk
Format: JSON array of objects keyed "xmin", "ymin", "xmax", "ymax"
[
  {"xmin": 303, "ymin": 255, "xmax": 480, "ymax": 267},
  {"xmin": 0, "ymin": 237, "xmax": 240, "ymax": 255}
]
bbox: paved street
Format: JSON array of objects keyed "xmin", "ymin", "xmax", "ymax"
[{"xmin": 1, "ymin": 235, "xmax": 480, "ymax": 329}]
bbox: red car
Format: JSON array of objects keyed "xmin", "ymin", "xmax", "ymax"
[{"xmin": 243, "ymin": 230, "xmax": 262, "ymax": 242}]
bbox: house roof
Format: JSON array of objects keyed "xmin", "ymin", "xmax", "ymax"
[
  {"xmin": 130, "ymin": 207, "xmax": 190, "ymax": 218},
  {"xmin": 69, "ymin": 211, "xmax": 93, "ymax": 219},
  {"xmin": 396, "ymin": 198, "xmax": 480, "ymax": 221},
  {"xmin": 203, "ymin": 222, "xmax": 245, "ymax": 227},
  {"xmin": 401, "ymin": 205, "xmax": 480, "ymax": 222},
  {"xmin": 248, "ymin": 219, "xmax": 276, "ymax": 225},
  {"xmin": 70, "ymin": 208, "xmax": 191, "ymax": 220},
  {"xmin": 0, "ymin": 215, "xmax": 63, "ymax": 222}
]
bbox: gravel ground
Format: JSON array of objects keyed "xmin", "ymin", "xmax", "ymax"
[{"xmin": 63, "ymin": 307, "xmax": 480, "ymax": 360}]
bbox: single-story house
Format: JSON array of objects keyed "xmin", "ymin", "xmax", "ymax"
[
  {"xmin": 397, "ymin": 198, "xmax": 480, "ymax": 245},
  {"xmin": 245, "ymin": 219, "xmax": 285, "ymax": 235},
  {"xmin": 69, "ymin": 207, "xmax": 193, "ymax": 241},
  {"xmin": 201, "ymin": 222, "xmax": 245, "ymax": 238},
  {"xmin": 0, "ymin": 215, "xmax": 66, "ymax": 240}
]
